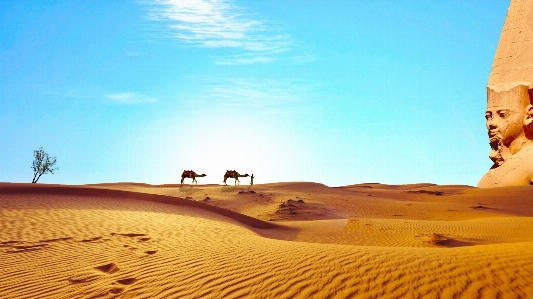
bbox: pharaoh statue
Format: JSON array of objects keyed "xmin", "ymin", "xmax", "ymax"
[
  {"xmin": 478, "ymin": 85, "xmax": 533, "ymax": 187},
  {"xmin": 478, "ymin": 0, "xmax": 533, "ymax": 187}
]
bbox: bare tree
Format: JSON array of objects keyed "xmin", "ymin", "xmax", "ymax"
[{"xmin": 32, "ymin": 147, "xmax": 59, "ymax": 183}]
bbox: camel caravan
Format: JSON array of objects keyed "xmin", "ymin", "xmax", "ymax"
[{"xmin": 180, "ymin": 170, "xmax": 254, "ymax": 186}]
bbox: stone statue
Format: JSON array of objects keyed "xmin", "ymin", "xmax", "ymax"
[
  {"xmin": 478, "ymin": 0, "xmax": 533, "ymax": 187},
  {"xmin": 478, "ymin": 85, "xmax": 533, "ymax": 187}
]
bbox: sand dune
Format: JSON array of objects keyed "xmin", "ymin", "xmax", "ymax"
[{"xmin": 1, "ymin": 182, "xmax": 532, "ymax": 298}]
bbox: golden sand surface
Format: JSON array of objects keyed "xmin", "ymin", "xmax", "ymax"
[{"xmin": 1, "ymin": 182, "xmax": 532, "ymax": 298}]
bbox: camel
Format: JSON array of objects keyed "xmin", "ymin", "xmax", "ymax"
[
  {"xmin": 181, "ymin": 170, "xmax": 206, "ymax": 186},
  {"xmin": 223, "ymin": 170, "xmax": 249, "ymax": 186}
]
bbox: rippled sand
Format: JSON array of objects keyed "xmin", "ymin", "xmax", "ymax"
[{"xmin": 1, "ymin": 182, "xmax": 532, "ymax": 298}]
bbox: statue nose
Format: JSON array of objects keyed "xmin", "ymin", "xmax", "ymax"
[{"xmin": 487, "ymin": 117, "xmax": 499, "ymax": 128}]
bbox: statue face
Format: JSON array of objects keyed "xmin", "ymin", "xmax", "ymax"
[
  {"xmin": 485, "ymin": 106, "xmax": 525, "ymax": 147},
  {"xmin": 485, "ymin": 85, "xmax": 531, "ymax": 148}
]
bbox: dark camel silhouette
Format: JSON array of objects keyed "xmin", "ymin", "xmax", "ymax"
[
  {"xmin": 181, "ymin": 170, "xmax": 206, "ymax": 186},
  {"xmin": 223, "ymin": 170, "xmax": 249, "ymax": 185}
]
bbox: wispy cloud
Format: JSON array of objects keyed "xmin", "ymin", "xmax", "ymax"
[
  {"xmin": 213, "ymin": 54, "xmax": 275, "ymax": 65},
  {"xmin": 207, "ymin": 78, "xmax": 309, "ymax": 112},
  {"xmin": 39, "ymin": 86, "xmax": 95, "ymax": 99},
  {"xmin": 105, "ymin": 92, "xmax": 156, "ymax": 104},
  {"xmin": 145, "ymin": 0, "xmax": 292, "ymax": 64},
  {"xmin": 43, "ymin": 89, "xmax": 88, "ymax": 99}
]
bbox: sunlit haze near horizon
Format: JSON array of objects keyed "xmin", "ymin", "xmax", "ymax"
[{"xmin": 1, "ymin": 0, "xmax": 510, "ymax": 186}]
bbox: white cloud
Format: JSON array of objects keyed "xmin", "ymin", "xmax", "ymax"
[
  {"xmin": 208, "ymin": 78, "xmax": 307, "ymax": 111},
  {"xmin": 145, "ymin": 0, "xmax": 292, "ymax": 64},
  {"xmin": 105, "ymin": 92, "xmax": 156, "ymax": 104}
]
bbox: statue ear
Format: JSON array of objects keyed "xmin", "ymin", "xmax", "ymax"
[
  {"xmin": 524, "ymin": 105, "xmax": 533, "ymax": 138},
  {"xmin": 525, "ymin": 105, "xmax": 533, "ymax": 124}
]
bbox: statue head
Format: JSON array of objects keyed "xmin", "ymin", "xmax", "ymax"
[{"xmin": 485, "ymin": 84, "xmax": 533, "ymax": 166}]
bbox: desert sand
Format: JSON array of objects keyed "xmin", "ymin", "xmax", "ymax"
[{"xmin": 1, "ymin": 182, "xmax": 532, "ymax": 298}]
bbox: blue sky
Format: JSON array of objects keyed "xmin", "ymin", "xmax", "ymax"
[{"xmin": 0, "ymin": 0, "xmax": 510, "ymax": 186}]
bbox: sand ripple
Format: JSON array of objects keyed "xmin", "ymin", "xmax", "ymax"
[{"xmin": 0, "ymin": 185, "xmax": 532, "ymax": 298}]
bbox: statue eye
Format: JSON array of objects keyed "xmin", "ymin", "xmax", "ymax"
[
  {"xmin": 499, "ymin": 111, "xmax": 509, "ymax": 118},
  {"xmin": 485, "ymin": 113, "xmax": 491, "ymax": 120}
]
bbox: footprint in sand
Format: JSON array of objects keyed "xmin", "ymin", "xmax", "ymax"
[
  {"xmin": 111, "ymin": 233, "xmax": 158, "ymax": 255},
  {"xmin": 68, "ymin": 272, "xmax": 102, "ymax": 284},
  {"xmin": 117, "ymin": 278, "xmax": 137, "ymax": 285},
  {"xmin": 95, "ymin": 262, "xmax": 120, "ymax": 274},
  {"xmin": 2, "ymin": 237, "xmax": 77, "ymax": 253},
  {"xmin": 109, "ymin": 287, "xmax": 125, "ymax": 294},
  {"xmin": 106, "ymin": 278, "xmax": 137, "ymax": 295},
  {"xmin": 5, "ymin": 243, "xmax": 49, "ymax": 253},
  {"xmin": 117, "ymin": 233, "xmax": 147, "ymax": 238},
  {"xmin": 69, "ymin": 262, "xmax": 138, "ymax": 297},
  {"xmin": 68, "ymin": 262, "xmax": 119, "ymax": 284}
]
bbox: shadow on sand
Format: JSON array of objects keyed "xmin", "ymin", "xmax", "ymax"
[
  {"xmin": 179, "ymin": 186, "xmax": 202, "ymax": 192},
  {"xmin": 221, "ymin": 186, "xmax": 239, "ymax": 193}
]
